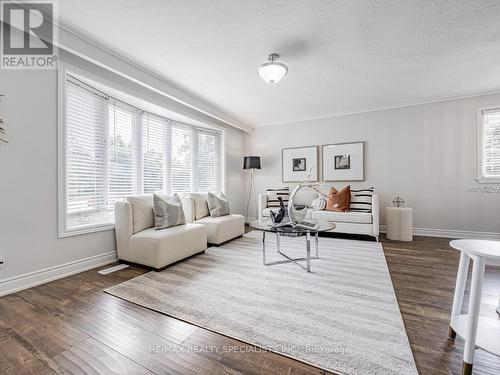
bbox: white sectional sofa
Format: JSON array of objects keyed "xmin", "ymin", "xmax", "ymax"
[
  {"xmin": 258, "ymin": 189, "xmax": 379, "ymax": 241},
  {"xmin": 115, "ymin": 194, "xmax": 245, "ymax": 270}
]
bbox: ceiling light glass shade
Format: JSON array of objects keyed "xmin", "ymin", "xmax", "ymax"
[{"xmin": 258, "ymin": 54, "xmax": 288, "ymax": 83}]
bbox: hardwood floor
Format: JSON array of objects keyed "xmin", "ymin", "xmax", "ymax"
[{"xmin": 0, "ymin": 234, "xmax": 499, "ymax": 374}]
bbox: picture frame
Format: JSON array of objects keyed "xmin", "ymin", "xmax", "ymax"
[
  {"xmin": 282, "ymin": 146, "xmax": 319, "ymax": 182},
  {"xmin": 292, "ymin": 158, "xmax": 307, "ymax": 171},
  {"xmin": 322, "ymin": 142, "xmax": 364, "ymax": 181},
  {"xmin": 334, "ymin": 155, "xmax": 350, "ymax": 170}
]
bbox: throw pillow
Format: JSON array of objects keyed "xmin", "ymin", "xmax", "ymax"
[
  {"xmin": 127, "ymin": 195, "xmax": 155, "ymax": 233},
  {"xmin": 350, "ymin": 187, "xmax": 374, "ymax": 213},
  {"xmin": 266, "ymin": 187, "xmax": 289, "ymax": 208},
  {"xmin": 311, "ymin": 197, "xmax": 327, "ymax": 210},
  {"xmin": 325, "ymin": 186, "xmax": 351, "ymax": 212},
  {"xmin": 190, "ymin": 192, "xmax": 210, "ymax": 220},
  {"xmin": 207, "ymin": 191, "xmax": 230, "ymax": 217},
  {"xmin": 153, "ymin": 193, "xmax": 186, "ymax": 230}
]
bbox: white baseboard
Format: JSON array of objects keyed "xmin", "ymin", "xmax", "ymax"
[
  {"xmin": 379, "ymin": 225, "xmax": 500, "ymax": 240},
  {"xmin": 0, "ymin": 251, "xmax": 118, "ymax": 297}
]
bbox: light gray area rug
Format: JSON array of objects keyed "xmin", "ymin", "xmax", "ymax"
[{"xmin": 105, "ymin": 232, "xmax": 418, "ymax": 375}]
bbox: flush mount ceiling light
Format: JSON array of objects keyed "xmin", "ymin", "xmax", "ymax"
[{"xmin": 258, "ymin": 53, "xmax": 288, "ymax": 84}]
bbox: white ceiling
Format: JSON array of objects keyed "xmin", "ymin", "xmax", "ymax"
[{"xmin": 59, "ymin": 0, "xmax": 500, "ymax": 128}]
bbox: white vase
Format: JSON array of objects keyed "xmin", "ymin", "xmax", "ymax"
[{"xmin": 287, "ymin": 185, "xmax": 308, "ymax": 223}]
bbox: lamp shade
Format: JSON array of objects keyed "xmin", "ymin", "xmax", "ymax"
[
  {"xmin": 243, "ymin": 156, "xmax": 261, "ymax": 170},
  {"xmin": 258, "ymin": 61, "xmax": 288, "ymax": 84},
  {"xmin": 258, "ymin": 54, "xmax": 288, "ymax": 84}
]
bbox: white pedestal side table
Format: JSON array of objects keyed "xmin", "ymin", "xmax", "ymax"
[
  {"xmin": 386, "ymin": 207, "xmax": 413, "ymax": 241},
  {"xmin": 449, "ymin": 239, "xmax": 500, "ymax": 375}
]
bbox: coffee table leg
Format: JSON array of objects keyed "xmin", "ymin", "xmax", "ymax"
[
  {"xmin": 276, "ymin": 232, "xmax": 280, "ymax": 252},
  {"xmin": 449, "ymin": 252, "xmax": 470, "ymax": 339},
  {"xmin": 306, "ymin": 232, "xmax": 311, "ymax": 272},
  {"xmin": 315, "ymin": 232, "xmax": 319, "ymax": 258},
  {"xmin": 262, "ymin": 231, "xmax": 266, "ymax": 265},
  {"xmin": 462, "ymin": 257, "xmax": 485, "ymax": 375}
]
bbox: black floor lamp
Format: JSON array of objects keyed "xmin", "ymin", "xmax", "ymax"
[{"xmin": 243, "ymin": 156, "xmax": 261, "ymax": 222}]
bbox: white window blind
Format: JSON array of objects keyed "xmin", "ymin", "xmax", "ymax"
[
  {"xmin": 171, "ymin": 124, "xmax": 193, "ymax": 194},
  {"xmin": 108, "ymin": 103, "xmax": 139, "ymax": 207},
  {"xmin": 195, "ymin": 128, "xmax": 221, "ymax": 192},
  {"xmin": 62, "ymin": 74, "xmax": 223, "ymax": 235},
  {"xmin": 65, "ymin": 80, "xmax": 110, "ymax": 229},
  {"xmin": 142, "ymin": 113, "xmax": 169, "ymax": 194},
  {"xmin": 481, "ymin": 109, "xmax": 500, "ymax": 179}
]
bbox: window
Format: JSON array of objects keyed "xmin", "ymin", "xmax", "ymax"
[
  {"xmin": 478, "ymin": 108, "xmax": 500, "ymax": 182},
  {"xmin": 61, "ymin": 74, "xmax": 223, "ymax": 236}
]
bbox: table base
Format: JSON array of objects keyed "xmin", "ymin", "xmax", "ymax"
[{"xmin": 262, "ymin": 231, "xmax": 319, "ymax": 272}]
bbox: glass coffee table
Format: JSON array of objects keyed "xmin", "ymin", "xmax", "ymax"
[{"xmin": 249, "ymin": 219, "xmax": 336, "ymax": 272}]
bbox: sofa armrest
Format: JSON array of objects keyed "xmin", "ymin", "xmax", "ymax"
[
  {"xmin": 372, "ymin": 194, "xmax": 380, "ymax": 236},
  {"xmin": 115, "ymin": 201, "xmax": 133, "ymax": 261},
  {"xmin": 258, "ymin": 194, "xmax": 267, "ymax": 221}
]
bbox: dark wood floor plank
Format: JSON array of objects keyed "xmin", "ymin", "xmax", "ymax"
[
  {"xmin": 0, "ymin": 320, "xmax": 60, "ymax": 375},
  {"xmin": 95, "ymin": 293, "xmax": 198, "ymax": 345},
  {"xmin": 382, "ymin": 235, "xmax": 500, "ymax": 375},
  {"xmin": 63, "ymin": 305, "xmax": 248, "ymax": 375},
  {"xmin": 52, "ymin": 337, "xmax": 155, "ymax": 375},
  {"xmin": 0, "ymin": 293, "xmax": 89, "ymax": 358},
  {"xmin": 1, "ymin": 235, "xmax": 500, "ymax": 374}
]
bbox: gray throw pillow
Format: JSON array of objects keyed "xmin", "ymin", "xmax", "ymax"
[
  {"xmin": 207, "ymin": 192, "xmax": 230, "ymax": 217},
  {"xmin": 153, "ymin": 193, "xmax": 186, "ymax": 230}
]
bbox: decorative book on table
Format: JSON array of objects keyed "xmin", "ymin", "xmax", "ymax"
[{"xmin": 272, "ymin": 219, "xmax": 320, "ymax": 231}]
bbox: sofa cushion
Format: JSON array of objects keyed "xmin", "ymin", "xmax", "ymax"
[
  {"xmin": 195, "ymin": 214, "xmax": 245, "ymax": 245},
  {"xmin": 311, "ymin": 197, "xmax": 327, "ymax": 210},
  {"xmin": 153, "ymin": 194, "xmax": 186, "ymax": 230},
  {"xmin": 350, "ymin": 187, "xmax": 374, "ymax": 213},
  {"xmin": 326, "ymin": 186, "xmax": 351, "ymax": 212},
  {"xmin": 262, "ymin": 207, "xmax": 315, "ymax": 220},
  {"xmin": 311, "ymin": 210, "xmax": 372, "ymax": 224},
  {"xmin": 207, "ymin": 191, "xmax": 230, "ymax": 217},
  {"xmin": 127, "ymin": 195, "xmax": 155, "ymax": 234},
  {"xmin": 129, "ymin": 223, "xmax": 207, "ymax": 268},
  {"xmin": 266, "ymin": 188, "xmax": 289, "ymax": 208},
  {"xmin": 191, "ymin": 193, "xmax": 210, "ymax": 220}
]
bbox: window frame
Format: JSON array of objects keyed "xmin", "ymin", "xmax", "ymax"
[
  {"xmin": 476, "ymin": 106, "xmax": 500, "ymax": 184},
  {"xmin": 58, "ymin": 64, "xmax": 225, "ymax": 238}
]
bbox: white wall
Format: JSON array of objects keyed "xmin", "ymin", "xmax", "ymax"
[
  {"xmin": 0, "ymin": 50, "xmax": 245, "ymax": 295},
  {"xmin": 225, "ymin": 125, "xmax": 246, "ymax": 215},
  {"xmin": 245, "ymin": 94, "xmax": 500, "ymax": 236},
  {"xmin": 0, "ymin": 69, "xmax": 118, "ymax": 290}
]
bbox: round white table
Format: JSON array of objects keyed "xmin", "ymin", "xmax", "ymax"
[{"xmin": 449, "ymin": 239, "xmax": 500, "ymax": 375}]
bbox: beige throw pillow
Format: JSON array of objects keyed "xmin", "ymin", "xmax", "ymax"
[
  {"xmin": 127, "ymin": 195, "xmax": 155, "ymax": 233},
  {"xmin": 207, "ymin": 192, "xmax": 230, "ymax": 217},
  {"xmin": 153, "ymin": 194, "xmax": 186, "ymax": 230},
  {"xmin": 190, "ymin": 192, "xmax": 210, "ymax": 220}
]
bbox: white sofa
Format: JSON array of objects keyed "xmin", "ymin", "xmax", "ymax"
[
  {"xmin": 115, "ymin": 194, "xmax": 245, "ymax": 270},
  {"xmin": 183, "ymin": 194, "xmax": 245, "ymax": 245},
  {"xmin": 258, "ymin": 189, "xmax": 379, "ymax": 241}
]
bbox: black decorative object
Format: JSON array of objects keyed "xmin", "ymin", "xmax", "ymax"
[
  {"xmin": 243, "ymin": 156, "xmax": 261, "ymax": 170},
  {"xmin": 270, "ymin": 197, "xmax": 287, "ymax": 223}
]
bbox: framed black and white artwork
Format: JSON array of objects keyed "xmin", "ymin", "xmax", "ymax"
[
  {"xmin": 322, "ymin": 142, "xmax": 364, "ymax": 181},
  {"xmin": 282, "ymin": 146, "xmax": 319, "ymax": 182},
  {"xmin": 334, "ymin": 155, "xmax": 350, "ymax": 170},
  {"xmin": 292, "ymin": 158, "xmax": 306, "ymax": 171}
]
